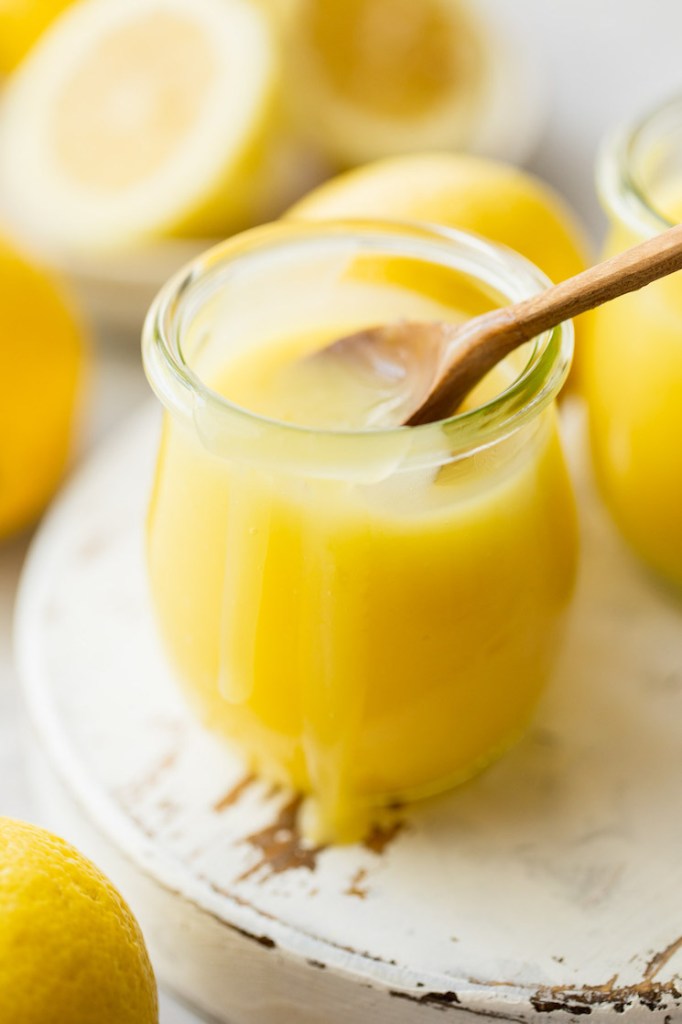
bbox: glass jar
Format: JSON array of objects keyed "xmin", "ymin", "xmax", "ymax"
[
  {"xmin": 143, "ymin": 220, "xmax": 577, "ymax": 843},
  {"xmin": 586, "ymin": 95, "xmax": 682, "ymax": 587}
]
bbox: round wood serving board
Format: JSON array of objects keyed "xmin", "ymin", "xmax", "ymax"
[{"xmin": 15, "ymin": 402, "xmax": 682, "ymax": 1024}]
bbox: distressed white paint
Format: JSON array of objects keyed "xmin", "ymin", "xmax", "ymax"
[{"xmin": 15, "ymin": 402, "xmax": 682, "ymax": 1023}]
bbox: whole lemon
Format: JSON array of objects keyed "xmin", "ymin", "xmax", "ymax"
[
  {"xmin": 0, "ymin": 0, "xmax": 282, "ymax": 251},
  {"xmin": 0, "ymin": 238, "xmax": 85, "ymax": 538},
  {"xmin": 0, "ymin": 817, "xmax": 158, "ymax": 1024},
  {"xmin": 288, "ymin": 152, "xmax": 591, "ymax": 292}
]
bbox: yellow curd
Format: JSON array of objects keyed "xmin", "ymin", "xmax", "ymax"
[
  {"xmin": 585, "ymin": 97, "xmax": 682, "ymax": 587},
  {"xmin": 144, "ymin": 222, "xmax": 577, "ymax": 842}
]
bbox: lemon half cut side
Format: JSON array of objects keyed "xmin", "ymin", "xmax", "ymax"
[
  {"xmin": 0, "ymin": 0, "xmax": 279, "ymax": 253},
  {"xmin": 285, "ymin": 0, "xmax": 539, "ymax": 167}
]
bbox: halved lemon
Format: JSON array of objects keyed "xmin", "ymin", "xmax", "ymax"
[
  {"xmin": 0, "ymin": 0, "xmax": 279, "ymax": 252},
  {"xmin": 282, "ymin": 0, "xmax": 539, "ymax": 167}
]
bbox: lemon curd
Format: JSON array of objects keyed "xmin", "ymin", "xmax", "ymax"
[
  {"xmin": 585, "ymin": 97, "xmax": 682, "ymax": 587},
  {"xmin": 144, "ymin": 222, "xmax": 577, "ymax": 842}
]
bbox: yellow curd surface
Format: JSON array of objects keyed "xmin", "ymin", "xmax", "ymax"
[
  {"xmin": 146, "ymin": 240, "xmax": 577, "ymax": 842},
  {"xmin": 584, "ymin": 214, "xmax": 682, "ymax": 587}
]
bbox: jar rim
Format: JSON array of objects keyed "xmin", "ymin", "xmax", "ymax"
[
  {"xmin": 597, "ymin": 92, "xmax": 682, "ymax": 237},
  {"xmin": 142, "ymin": 219, "xmax": 572, "ymax": 476}
]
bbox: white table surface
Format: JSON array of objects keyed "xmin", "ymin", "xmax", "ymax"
[{"xmin": 2, "ymin": 3, "xmax": 682, "ymax": 1020}]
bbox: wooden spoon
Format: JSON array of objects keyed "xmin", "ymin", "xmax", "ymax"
[{"xmin": 313, "ymin": 221, "xmax": 682, "ymax": 427}]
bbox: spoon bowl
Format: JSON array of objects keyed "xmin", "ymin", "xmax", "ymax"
[{"xmin": 308, "ymin": 220, "xmax": 682, "ymax": 427}]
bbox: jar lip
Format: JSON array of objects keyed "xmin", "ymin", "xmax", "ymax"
[
  {"xmin": 142, "ymin": 219, "xmax": 572, "ymax": 474},
  {"xmin": 597, "ymin": 92, "xmax": 682, "ymax": 238}
]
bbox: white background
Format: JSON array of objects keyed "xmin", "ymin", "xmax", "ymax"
[{"xmin": 2, "ymin": 3, "xmax": 682, "ymax": 1021}]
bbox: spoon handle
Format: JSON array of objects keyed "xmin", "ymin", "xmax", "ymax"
[
  {"xmin": 497, "ymin": 218, "xmax": 682, "ymax": 342},
  {"xmin": 410, "ymin": 220, "xmax": 682, "ymax": 425}
]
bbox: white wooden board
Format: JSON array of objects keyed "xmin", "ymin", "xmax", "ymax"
[{"xmin": 15, "ymin": 402, "xmax": 682, "ymax": 1023}]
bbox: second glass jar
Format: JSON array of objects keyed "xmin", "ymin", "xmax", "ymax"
[{"xmin": 586, "ymin": 95, "xmax": 682, "ymax": 587}]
